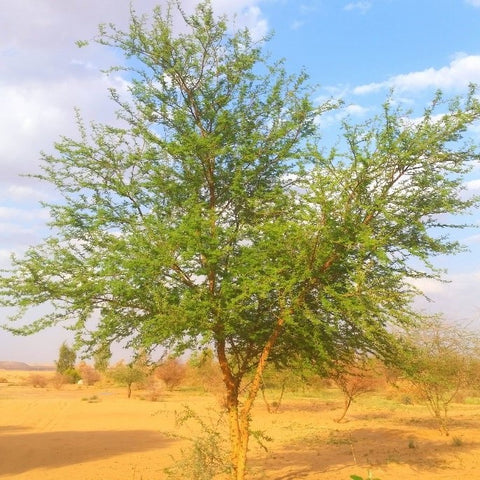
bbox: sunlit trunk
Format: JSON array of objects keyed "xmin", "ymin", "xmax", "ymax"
[{"xmin": 217, "ymin": 316, "xmax": 286, "ymax": 480}]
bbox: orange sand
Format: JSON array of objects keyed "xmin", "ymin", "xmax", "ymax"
[{"xmin": 2, "ymin": 371, "xmax": 480, "ymax": 479}]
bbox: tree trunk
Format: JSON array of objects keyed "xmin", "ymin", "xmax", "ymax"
[
  {"xmin": 217, "ymin": 316, "xmax": 286, "ymax": 480},
  {"xmin": 335, "ymin": 395, "xmax": 352, "ymax": 423},
  {"xmin": 226, "ymin": 403, "xmax": 250, "ymax": 480}
]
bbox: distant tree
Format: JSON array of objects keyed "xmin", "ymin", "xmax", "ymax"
[
  {"xmin": 28, "ymin": 373, "xmax": 48, "ymax": 388},
  {"xmin": 93, "ymin": 344, "xmax": 111, "ymax": 373},
  {"xmin": 328, "ymin": 358, "xmax": 382, "ymax": 423},
  {"xmin": 1, "ymin": 2, "xmax": 480, "ymax": 478},
  {"xmin": 398, "ymin": 320, "xmax": 479, "ymax": 435},
  {"xmin": 187, "ymin": 349, "xmax": 223, "ymax": 394},
  {"xmin": 55, "ymin": 342, "xmax": 76, "ymax": 375},
  {"xmin": 155, "ymin": 356, "xmax": 186, "ymax": 391},
  {"xmin": 108, "ymin": 357, "xmax": 148, "ymax": 398},
  {"xmin": 77, "ymin": 361, "xmax": 101, "ymax": 386}
]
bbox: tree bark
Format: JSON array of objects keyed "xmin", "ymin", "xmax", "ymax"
[
  {"xmin": 335, "ymin": 395, "xmax": 352, "ymax": 423},
  {"xmin": 217, "ymin": 315, "xmax": 285, "ymax": 480}
]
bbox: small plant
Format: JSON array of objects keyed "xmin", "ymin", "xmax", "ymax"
[
  {"xmin": 28, "ymin": 373, "xmax": 48, "ymax": 388},
  {"xmin": 350, "ymin": 470, "xmax": 381, "ymax": 480},
  {"xmin": 77, "ymin": 361, "xmax": 101, "ymax": 386},
  {"xmin": 327, "ymin": 430, "xmax": 353, "ymax": 446},
  {"xmin": 164, "ymin": 406, "xmax": 232, "ymax": 480},
  {"xmin": 408, "ymin": 437, "xmax": 417, "ymax": 449},
  {"xmin": 451, "ymin": 436, "xmax": 464, "ymax": 447},
  {"xmin": 155, "ymin": 357, "xmax": 186, "ymax": 391},
  {"xmin": 81, "ymin": 394, "xmax": 101, "ymax": 403}
]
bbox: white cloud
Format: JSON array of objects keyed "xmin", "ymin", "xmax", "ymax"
[
  {"xmin": 291, "ymin": 20, "xmax": 305, "ymax": 30},
  {"xmin": 343, "ymin": 1, "xmax": 372, "ymax": 13},
  {"xmin": 466, "ymin": 233, "xmax": 480, "ymax": 243},
  {"xmin": 235, "ymin": 5, "xmax": 269, "ymax": 40},
  {"xmin": 466, "ymin": 0, "xmax": 480, "ymax": 6},
  {"xmin": 4, "ymin": 185, "xmax": 53, "ymax": 203},
  {"xmin": 0, "ymin": 207, "xmax": 49, "ymax": 223},
  {"xmin": 413, "ymin": 271, "xmax": 480, "ymax": 323},
  {"xmin": 0, "ymin": 1, "xmax": 270, "ymax": 183},
  {"xmin": 466, "ymin": 179, "xmax": 480, "ymax": 192},
  {"xmin": 0, "ymin": 249, "xmax": 14, "ymax": 269},
  {"xmin": 353, "ymin": 54, "xmax": 480, "ymax": 95},
  {"xmin": 343, "ymin": 103, "xmax": 370, "ymax": 116}
]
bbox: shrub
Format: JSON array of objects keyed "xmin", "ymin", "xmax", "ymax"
[
  {"xmin": 155, "ymin": 357, "xmax": 186, "ymax": 391},
  {"xmin": 63, "ymin": 368, "xmax": 81, "ymax": 384},
  {"xmin": 108, "ymin": 360, "xmax": 148, "ymax": 398},
  {"xmin": 165, "ymin": 407, "xmax": 232, "ymax": 480},
  {"xmin": 77, "ymin": 361, "xmax": 101, "ymax": 386},
  {"xmin": 28, "ymin": 373, "xmax": 48, "ymax": 388}
]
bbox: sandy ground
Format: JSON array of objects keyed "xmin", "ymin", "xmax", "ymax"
[{"xmin": 2, "ymin": 370, "xmax": 480, "ymax": 479}]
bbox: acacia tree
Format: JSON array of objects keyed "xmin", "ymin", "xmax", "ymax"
[
  {"xmin": 398, "ymin": 320, "xmax": 479, "ymax": 435},
  {"xmin": 108, "ymin": 359, "xmax": 148, "ymax": 398},
  {"xmin": 55, "ymin": 342, "xmax": 76, "ymax": 375},
  {"xmin": 93, "ymin": 343, "xmax": 111, "ymax": 373},
  {"xmin": 1, "ymin": 2, "xmax": 480, "ymax": 478},
  {"xmin": 328, "ymin": 358, "xmax": 382, "ymax": 423}
]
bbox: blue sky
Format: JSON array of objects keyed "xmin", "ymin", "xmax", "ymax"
[{"xmin": 1, "ymin": 0, "xmax": 480, "ymax": 363}]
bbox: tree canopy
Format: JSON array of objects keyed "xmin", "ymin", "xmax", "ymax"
[{"xmin": 1, "ymin": 2, "xmax": 480, "ymax": 478}]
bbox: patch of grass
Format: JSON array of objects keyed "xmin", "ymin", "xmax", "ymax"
[
  {"xmin": 351, "ymin": 470, "xmax": 381, "ymax": 480},
  {"xmin": 81, "ymin": 395, "xmax": 101, "ymax": 403},
  {"xmin": 326, "ymin": 430, "xmax": 353, "ymax": 446},
  {"xmin": 451, "ymin": 436, "xmax": 464, "ymax": 447},
  {"xmin": 408, "ymin": 436, "xmax": 417, "ymax": 449}
]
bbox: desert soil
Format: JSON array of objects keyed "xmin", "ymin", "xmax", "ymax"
[{"xmin": 2, "ymin": 370, "xmax": 480, "ymax": 479}]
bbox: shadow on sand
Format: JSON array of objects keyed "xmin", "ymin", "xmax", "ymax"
[
  {"xmin": 250, "ymin": 426, "xmax": 480, "ymax": 480},
  {"xmin": 0, "ymin": 427, "xmax": 174, "ymax": 475}
]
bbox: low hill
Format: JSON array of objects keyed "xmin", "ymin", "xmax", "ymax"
[{"xmin": 0, "ymin": 361, "xmax": 54, "ymax": 371}]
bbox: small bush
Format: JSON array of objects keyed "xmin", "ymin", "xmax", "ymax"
[
  {"xmin": 351, "ymin": 471, "xmax": 381, "ymax": 480},
  {"xmin": 63, "ymin": 368, "xmax": 81, "ymax": 384},
  {"xmin": 52, "ymin": 372, "xmax": 67, "ymax": 389},
  {"xmin": 165, "ymin": 407, "xmax": 232, "ymax": 480},
  {"xmin": 28, "ymin": 374, "xmax": 48, "ymax": 388},
  {"xmin": 78, "ymin": 362, "xmax": 101, "ymax": 386},
  {"xmin": 155, "ymin": 357, "xmax": 186, "ymax": 391},
  {"xmin": 451, "ymin": 436, "xmax": 464, "ymax": 447}
]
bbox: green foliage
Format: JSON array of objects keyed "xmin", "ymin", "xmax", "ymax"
[
  {"xmin": 92, "ymin": 344, "xmax": 111, "ymax": 372},
  {"xmin": 108, "ymin": 359, "xmax": 148, "ymax": 398},
  {"xmin": 63, "ymin": 367, "xmax": 81, "ymax": 384},
  {"xmin": 1, "ymin": 1, "xmax": 480, "ymax": 477},
  {"xmin": 165, "ymin": 407, "xmax": 232, "ymax": 480},
  {"xmin": 55, "ymin": 342, "xmax": 76, "ymax": 375},
  {"xmin": 350, "ymin": 472, "xmax": 381, "ymax": 480},
  {"xmin": 2, "ymin": 1, "xmax": 479, "ymax": 385}
]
